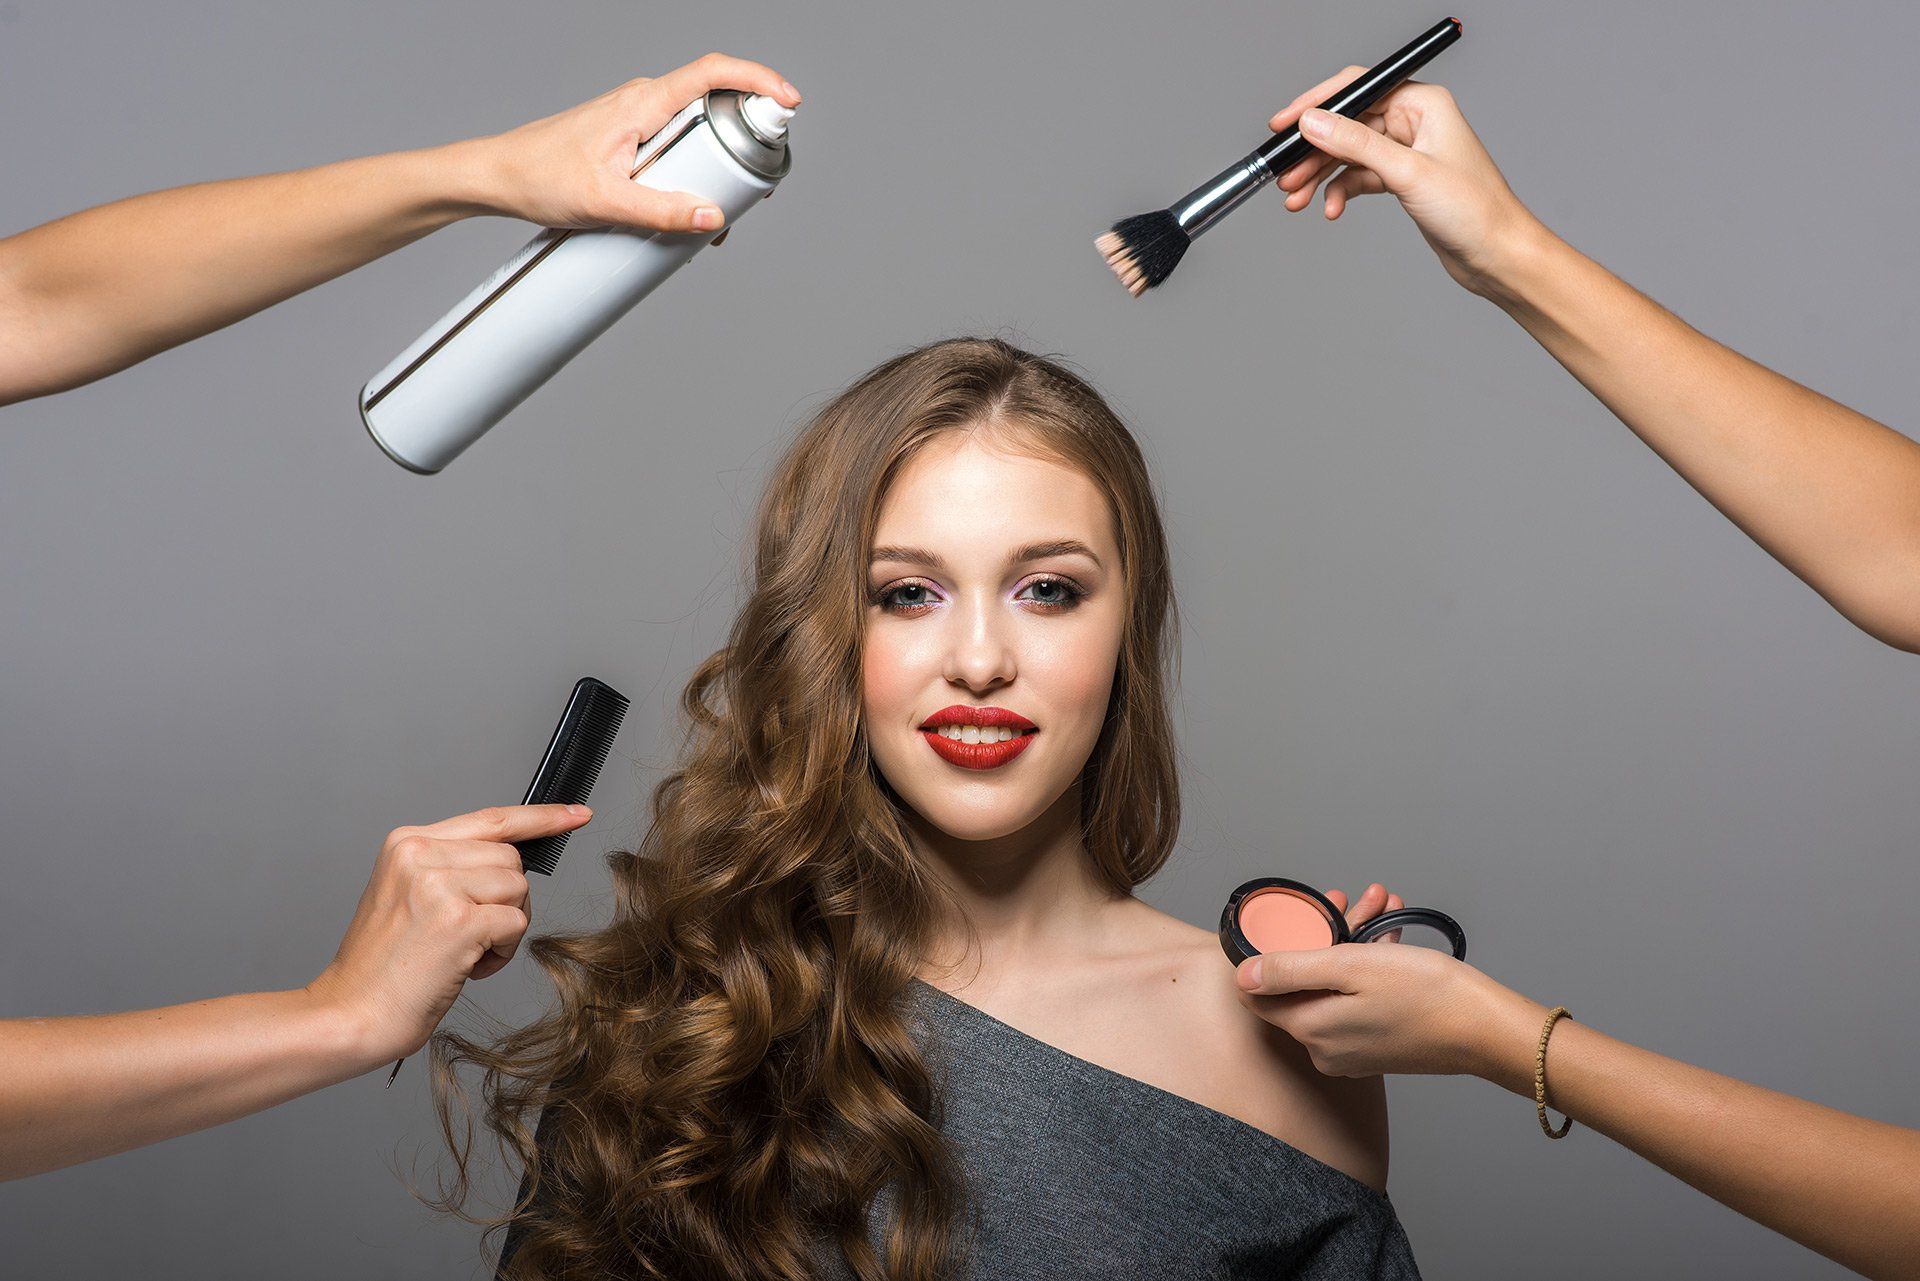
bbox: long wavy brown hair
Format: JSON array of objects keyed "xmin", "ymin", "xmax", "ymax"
[{"xmin": 427, "ymin": 337, "xmax": 1182, "ymax": 1280}]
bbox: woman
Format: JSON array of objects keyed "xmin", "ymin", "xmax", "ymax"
[{"xmin": 429, "ymin": 338, "xmax": 1424, "ymax": 1280}]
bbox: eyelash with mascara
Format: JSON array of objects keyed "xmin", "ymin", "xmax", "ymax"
[{"xmin": 869, "ymin": 575, "xmax": 1087, "ymax": 615}]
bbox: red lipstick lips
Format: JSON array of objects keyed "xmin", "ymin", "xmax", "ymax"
[{"xmin": 918, "ymin": 705, "xmax": 1038, "ymax": 771}]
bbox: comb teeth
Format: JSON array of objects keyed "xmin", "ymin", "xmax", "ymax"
[{"xmin": 517, "ymin": 677, "xmax": 631, "ymax": 875}]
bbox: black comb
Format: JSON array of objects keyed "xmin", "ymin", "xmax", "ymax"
[
  {"xmin": 516, "ymin": 677, "xmax": 630, "ymax": 875},
  {"xmin": 383, "ymin": 676, "xmax": 631, "ymax": 1088}
]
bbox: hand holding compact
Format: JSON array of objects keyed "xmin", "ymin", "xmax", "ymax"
[
  {"xmin": 1233, "ymin": 927, "xmax": 1537, "ymax": 1079},
  {"xmin": 469, "ymin": 52, "xmax": 801, "ymax": 234},
  {"xmin": 1267, "ymin": 68, "xmax": 1539, "ymax": 296},
  {"xmin": 304, "ymin": 803, "xmax": 590, "ymax": 1068}
]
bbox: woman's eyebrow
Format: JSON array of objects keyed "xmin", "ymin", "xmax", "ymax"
[
  {"xmin": 869, "ymin": 540, "xmax": 1104, "ymax": 571},
  {"xmin": 1013, "ymin": 539, "xmax": 1103, "ymax": 569}
]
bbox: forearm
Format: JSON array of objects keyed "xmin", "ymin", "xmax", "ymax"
[
  {"xmin": 1482, "ymin": 222, "xmax": 1920, "ymax": 651},
  {"xmin": 0, "ymin": 138, "xmax": 501, "ymax": 403},
  {"xmin": 0, "ymin": 987, "xmax": 375, "ymax": 1181},
  {"xmin": 1475, "ymin": 991, "xmax": 1920, "ymax": 1278}
]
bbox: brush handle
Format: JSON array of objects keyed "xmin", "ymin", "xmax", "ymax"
[
  {"xmin": 1173, "ymin": 16, "xmax": 1463, "ymax": 238},
  {"xmin": 1252, "ymin": 16, "xmax": 1462, "ymax": 178}
]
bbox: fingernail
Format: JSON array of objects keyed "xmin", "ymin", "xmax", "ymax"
[
  {"xmin": 692, "ymin": 207, "xmax": 722, "ymax": 231},
  {"xmin": 1301, "ymin": 108, "xmax": 1333, "ymax": 140},
  {"xmin": 566, "ymin": 804, "xmax": 591, "ymax": 819},
  {"xmin": 781, "ymin": 80, "xmax": 801, "ymax": 103},
  {"xmin": 1236, "ymin": 959, "xmax": 1262, "ymax": 990}
]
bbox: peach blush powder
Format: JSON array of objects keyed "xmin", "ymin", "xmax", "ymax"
[{"xmin": 1238, "ymin": 888, "xmax": 1337, "ymax": 952}]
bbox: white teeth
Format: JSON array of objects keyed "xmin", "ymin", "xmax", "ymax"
[{"xmin": 932, "ymin": 724, "xmax": 1024, "ymax": 743}]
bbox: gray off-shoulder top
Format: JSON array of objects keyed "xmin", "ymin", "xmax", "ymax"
[{"xmin": 498, "ymin": 977, "xmax": 1423, "ymax": 1280}]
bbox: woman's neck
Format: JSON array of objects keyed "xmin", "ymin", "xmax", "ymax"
[{"xmin": 907, "ymin": 784, "xmax": 1129, "ymax": 981}]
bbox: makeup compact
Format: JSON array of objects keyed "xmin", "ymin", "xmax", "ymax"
[{"xmin": 1219, "ymin": 877, "xmax": 1467, "ymax": 965}]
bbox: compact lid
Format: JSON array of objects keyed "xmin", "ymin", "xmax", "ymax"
[{"xmin": 1351, "ymin": 907, "xmax": 1468, "ymax": 960}]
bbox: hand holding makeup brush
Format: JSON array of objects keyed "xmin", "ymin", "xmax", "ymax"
[
  {"xmin": 1268, "ymin": 69, "xmax": 1920, "ymax": 652},
  {"xmin": 1267, "ymin": 67, "xmax": 1541, "ymax": 297}
]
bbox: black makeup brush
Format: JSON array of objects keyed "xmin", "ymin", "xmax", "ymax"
[
  {"xmin": 1096, "ymin": 16, "xmax": 1463, "ymax": 296},
  {"xmin": 384, "ymin": 677, "xmax": 629, "ymax": 1086}
]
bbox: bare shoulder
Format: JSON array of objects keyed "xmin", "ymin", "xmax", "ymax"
[
  {"xmin": 1108, "ymin": 902, "xmax": 1391, "ymax": 1193},
  {"xmin": 930, "ymin": 898, "xmax": 1392, "ymax": 1193}
]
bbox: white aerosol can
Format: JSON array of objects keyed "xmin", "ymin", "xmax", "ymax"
[{"xmin": 359, "ymin": 90, "xmax": 794, "ymax": 473}]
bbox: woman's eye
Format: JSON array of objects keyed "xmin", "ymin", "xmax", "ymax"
[
  {"xmin": 874, "ymin": 582, "xmax": 939, "ymax": 612},
  {"xmin": 1018, "ymin": 577, "xmax": 1085, "ymax": 610}
]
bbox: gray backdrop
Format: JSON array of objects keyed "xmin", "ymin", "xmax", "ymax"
[{"xmin": 4, "ymin": 1, "xmax": 1916, "ymax": 1276}]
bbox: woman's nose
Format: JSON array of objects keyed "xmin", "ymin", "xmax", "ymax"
[{"xmin": 943, "ymin": 596, "xmax": 1017, "ymax": 692}]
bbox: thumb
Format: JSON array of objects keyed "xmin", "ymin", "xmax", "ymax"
[
  {"xmin": 1236, "ymin": 947, "xmax": 1353, "ymax": 996},
  {"xmin": 604, "ymin": 183, "xmax": 725, "ymax": 235},
  {"xmin": 1298, "ymin": 108, "xmax": 1425, "ymax": 191}
]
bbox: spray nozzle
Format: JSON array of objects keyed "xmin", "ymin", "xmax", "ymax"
[{"xmin": 740, "ymin": 94, "xmax": 796, "ymax": 144}]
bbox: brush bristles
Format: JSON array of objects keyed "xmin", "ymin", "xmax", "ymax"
[
  {"xmin": 1095, "ymin": 231, "xmax": 1147, "ymax": 297},
  {"xmin": 1097, "ymin": 210, "xmax": 1190, "ymax": 297}
]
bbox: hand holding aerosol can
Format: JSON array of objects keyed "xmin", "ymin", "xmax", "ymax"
[{"xmin": 360, "ymin": 55, "xmax": 799, "ymax": 473}]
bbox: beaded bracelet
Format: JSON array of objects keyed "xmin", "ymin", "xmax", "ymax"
[{"xmin": 1534, "ymin": 1005, "xmax": 1574, "ymax": 1139}]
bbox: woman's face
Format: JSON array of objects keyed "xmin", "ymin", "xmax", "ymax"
[{"xmin": 862, "ymin": 427, "xmax": 1126, "ymax": 842}]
